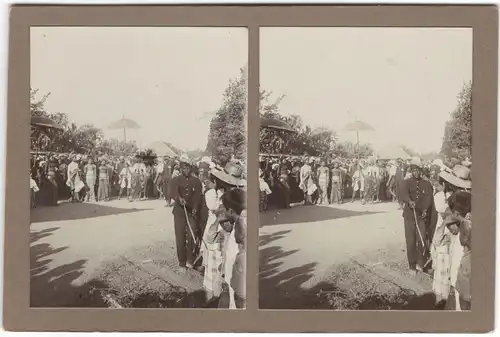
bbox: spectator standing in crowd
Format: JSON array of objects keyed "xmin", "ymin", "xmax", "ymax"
[
  {"xmin": 300, "ymin": 158, "xmax": 314, "ymax": 205},
  {"xmin": 84, "ymin": 157, "xmax": 97, "ymax": 202},
  {"xmin": 317, "ymin": 161, "xmax": 330, "ymax": 205},
  {"xmin": 98, "ymin": 158, "xmax": 110, "ymax": 202},
  {"xmin": 330, "ymin": 162, "xmax": 343, "ymax": 204}
]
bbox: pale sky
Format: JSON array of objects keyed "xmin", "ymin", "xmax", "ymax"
[
  {"xmin": 31, "ymin": 27, "xmax": 248, "ymax": 151},
  {"xmin": 260, "ymin": 27, "xmax": 472, "ymax": 154}
]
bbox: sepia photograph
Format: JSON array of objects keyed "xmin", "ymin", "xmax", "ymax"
[
  {"xmin": 259, "ymin": 27, "xmax": 472, "ymax": 311},
  {"xmin": 30, "ymin": 27, "xmax": 248, "ymax": 309}
]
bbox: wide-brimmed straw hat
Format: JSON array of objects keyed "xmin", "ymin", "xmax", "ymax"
[
  {"xmin": 211, "ymin": 161, "xmax": 246, "ymax": 187},
  {"xmin": 439, "ymin": 164, "xmax": 471, "ymax": 189}
]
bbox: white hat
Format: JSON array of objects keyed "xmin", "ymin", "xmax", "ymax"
[
  {"xmin": 410, "ymin": 156, "xmax": 422, "ymax": 168},
  {"xmin": 201, "ymin": 156, "xmax": 211, "ymax": 164},
  {"xmin": 432, "ymin": 159, "xmax": 448, "ymax": 171},
  {"xmin": 179, "ymin": 154, "xmax": 190, "ymax": 163}
]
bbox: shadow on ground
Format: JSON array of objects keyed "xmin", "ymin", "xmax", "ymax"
[
  {"xmin": 31, "ymin": 202, "xmax": 150, "ymax": 223},
  {"xmin": 30, "ymin": 227, "xmax": 109, "ymax": 307},
  {"xmin": 260, "ymin": 205, "xmax": 380, "ymax": 226},
  {"xmin": 30, "ymin": 227, "xmax": 216, "ymax": 308},
  {"xmin": 259, "ymin": 230, "xmax": 318, "ymax": 308},
  {"xmin": 259, "ymin": 231, "xmax": 439, "ymax": 310},
  {"xmin": 259, "ymin": 230, "xmax": 292, "ymax": 247}
]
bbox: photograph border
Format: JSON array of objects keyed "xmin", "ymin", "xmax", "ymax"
[{"xmin": 5, "ymin": 5, "xmax": 497, "ymax": 332}]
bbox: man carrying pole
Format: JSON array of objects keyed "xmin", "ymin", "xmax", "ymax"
[
  {"xmin": 170, "ymin": 155, "xmax": 203, "ymax": 271},
  {"xmin": 400, "ymin": 157, "xmax": 434, "ymax": 276}
]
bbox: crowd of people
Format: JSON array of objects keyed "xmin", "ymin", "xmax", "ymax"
[
  {"xmin": 30, "ymin": 150, "xmax": 247, "ymax": 309},
  {"xmin": 259, "ymin": 152, "xmax": 472, "ymax": 310},
  {"xmin": 259, "ymin": 154, "xmax": 422, "ymax": 211},
  {"xmin": 30, "ymin": 151, "xmax": 196, "ymax": 207}
]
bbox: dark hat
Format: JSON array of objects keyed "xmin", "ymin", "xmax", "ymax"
[
  {"xmin": 221, "ymin": 188, "xmax": 246, "ymax": 214},
  {"xmin": 447, "ymin": 190, "xmax": 472, "ymax": 215}
]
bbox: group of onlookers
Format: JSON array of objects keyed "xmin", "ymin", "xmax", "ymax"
[
  {"xmin": 29, "ymin": 152, "xmax": 184, "ymax": 207},
  {"xmin": 258, "ymin": 155, "xmax": 426, "ymax": 211}
]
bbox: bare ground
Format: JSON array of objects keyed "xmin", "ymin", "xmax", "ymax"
[
  {"xmin": 259, "ymin": 202, "xmax": 437, "ymax": 310},
  {"xmin": 30, "ymin": 199, "xmax": 212, "ymax": 308}
]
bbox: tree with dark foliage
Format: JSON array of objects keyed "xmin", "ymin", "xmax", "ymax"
[
  {"xmin": 206, "ymin": 68, "xmax": 247, "ymax": 164},
  {"xmin": 441, "ymin": 81, "xmax": 472, "ymax": 161},
  {"xmin": 259, "ymin": 92, "xmax": 337, "ymax": 156}
]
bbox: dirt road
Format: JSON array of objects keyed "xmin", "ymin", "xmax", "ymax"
[
  {"xmin": 259, "ymin": 202, "xmax": 435, "ymax": 310},
  {"xmin": 30, "ymin": 199, "xmax": 205, "ymax": 307}
]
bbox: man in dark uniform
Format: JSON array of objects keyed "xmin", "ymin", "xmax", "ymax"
[
  {"xmin": 170, "ymin": 158, "xmax": 203, "ymax": 270},
  {"xmin": 400, "ymin": 158, "xmax": 433, "ymax": 276}
]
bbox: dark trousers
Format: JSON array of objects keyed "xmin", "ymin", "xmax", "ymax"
[
  {"xmin": 163, "ymin": 180, "xmax": 171, "ymax": 205},
  {"xmin": 46, "ymin": 180, "xmax": 58, "ymax": 206},
  {"xmin": 281, "ymin": 183, "xmax": 291, "ymax": 208},
  {"xmin": 145, "ymin": 178, "xmax": 154, "ymax": 199},
  {"xmin": 173, "ymin": 206, "xmax": 197, "ymax": 266},
  {"xmin": 403, "ymin": 210, "xmax": 427, "ymax": 270},
  {"xmin": 119, "ymin": 187, "xmax": 128, "ymax": 198}
]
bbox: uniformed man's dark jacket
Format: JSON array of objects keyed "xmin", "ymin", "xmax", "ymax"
[
  {"xmin": 400, "ymin": 177, "xmax": 433, "ymax": 217},
  {"xmin": 170, "ymin": 174, "xmax": 203, "ymax": 212}
]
